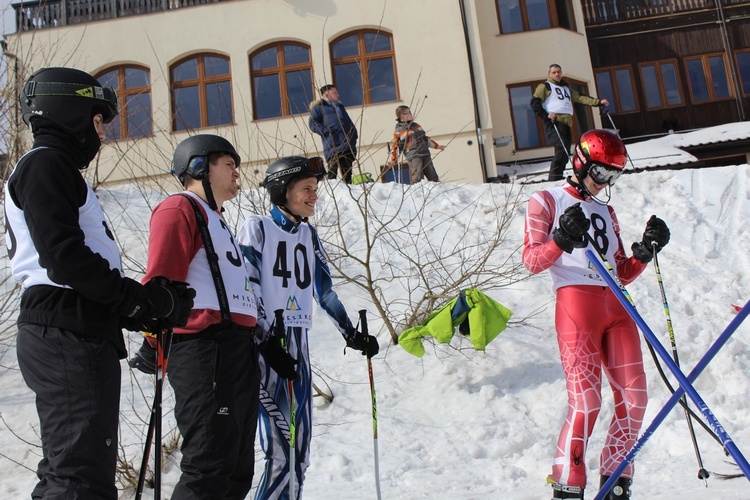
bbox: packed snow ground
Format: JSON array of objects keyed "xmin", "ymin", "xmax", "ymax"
[{"xmin": 1, "ymin": 129, "xmax": 750, "ymax": 499}]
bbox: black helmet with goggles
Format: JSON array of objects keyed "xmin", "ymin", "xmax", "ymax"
[{"xmin": 264, "ymin": 156, "xmax": 326, "ymax": 206}]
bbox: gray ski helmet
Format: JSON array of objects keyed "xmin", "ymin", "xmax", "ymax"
[
  {"xmin": 20, "ymin": 67, "xmax": 119, "ymax": 136},
  {"xmin": 264, "ymin": 156, "xmax": 326, "ymax": 206},
  {"xmin": 172, "ymin": 134, "xmax": 241, "ymax": 185}
]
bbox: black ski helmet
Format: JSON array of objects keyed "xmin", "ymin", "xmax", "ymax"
[
  {"xmin": 172, "ymin": 134, "xmax": 241, "ymax": 186},
  {"xmin": 20, "ymin": 67, "xmax": 119, "ymax": 137},
  {"xmin": 264, "ymin": 156, "xmax": 326, "ymax": 206}
]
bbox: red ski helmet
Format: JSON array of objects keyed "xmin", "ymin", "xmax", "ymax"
[{"xmin": 572, "ymin": 129, "xmax": 627, "ymax": 185}]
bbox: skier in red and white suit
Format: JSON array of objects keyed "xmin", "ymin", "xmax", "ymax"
[{"xmin": 522, "ymin": 129, "xmax": 670, "ymax": 500}]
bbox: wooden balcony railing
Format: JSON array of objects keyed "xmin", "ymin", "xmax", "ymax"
[
  {"xmin": 13, "ymin": 0, "xmax": 225, "ymax": 31},
  {"xmin": 582, "ymin": 0, "xmax": 744, "ymax": 26}
]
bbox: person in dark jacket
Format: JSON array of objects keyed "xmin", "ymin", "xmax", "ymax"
[
  {"xmin": 387, "ymin": 105, "xmax": 445, "ymax": 183},
  {"xmin": 308, "ymin": 84, "xmax": 358, "ymax": 184},
  {"xmin": 530, "ymin": 64, "xmax": 608, "ymax": 181},
  {"xmin": 3, "ymin": 67, "xmax": 194, "ymax": 499}
]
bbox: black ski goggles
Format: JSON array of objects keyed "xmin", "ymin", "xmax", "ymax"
[
  {"xmin": 23, "ymin": 80, "xmax": 119, "ymax": 123},
  {"xmin": 305, "ymin": 157, "xmax": 326, "ymax": 177},
  {"xmin": 588, "ymin": 163, "xmax": 622, "ymax": 186}
]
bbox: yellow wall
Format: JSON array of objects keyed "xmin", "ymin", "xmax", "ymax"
[
  {"xmin": 471, "ymin": 0, "xmax": 604, "ymax": 174},
  {"xmin": 6, "ymin": 0, "xmax": 602, "ymax": 185}
]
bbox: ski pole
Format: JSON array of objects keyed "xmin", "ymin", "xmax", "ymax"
[
  {"xmin": 600, "ymin": 107, "xmax": 638, "ymax": 171},
  {"xmin": 600, "ymin": 104, "xmax": 617, "ymax": 131},
  {"xmin": 584, "ymin": 236, "xmax": 722, "ymax": 445},
  {"xmin": 590, "ymin": 254, "xmax": 750, "ymax": 499},
  {"xmin": 135, "ymin": 322, "xmax": 174, "ymax": 500},
  {"xmin": 584, "ymin": 234, "xmax": 635, "ymax": 306},
  {"xmin": 652, "ymin": 243, "xmax": 710, "ymax": 484},
  {"xmin": 551, "ymin": 121, "xmax": 573, "ymax": 175},
  {"xmin": 274, "ymin": 309, "xmax": 296, "ymax": 500},
  {"xmin": 359, "ymin": 309, "xmax": 382, "ymax": 500},
  {"xmin": 585, "ymin": 207, "xmax": 722, "ymax": 449}
]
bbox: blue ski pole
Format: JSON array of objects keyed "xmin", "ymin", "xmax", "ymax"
[{"xmin": 587, "ymin": 251, "xmax": 750, "ymax": 499}]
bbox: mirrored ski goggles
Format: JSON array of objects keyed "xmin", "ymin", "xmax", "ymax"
[
  {"xmin": 588, "ymin": 163, "xmax": 622, "ymax": 186},
  {"xmin": 305, "ymin": 156, "xmax": 326, "ymax": 177}
]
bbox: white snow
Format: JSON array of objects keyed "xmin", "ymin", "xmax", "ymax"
[{"xmin": 1, "ymin": 123, "xmax": 750, "ymax": 499}]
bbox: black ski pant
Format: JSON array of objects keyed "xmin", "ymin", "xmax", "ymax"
[
  {"xmin": 167, "ymin": 325, "xmax": 260, "ymax": 500},
  {"xmin": 326, "ymin": 151, "xmax": 355, "ymax": 184},
  {"xmin": 545, "ymin": 120, "xmax": 572, "ymax": 181},
  {"xmin": 17, "ymin": 323, "xmax": 121, "ymax": 500}
]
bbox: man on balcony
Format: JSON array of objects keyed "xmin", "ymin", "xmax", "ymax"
[{"xmin": 531, "ymin": 64, "xmax": 608, "ymax": 182}]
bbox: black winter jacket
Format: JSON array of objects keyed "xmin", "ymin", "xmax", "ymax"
[{"xmin": 5, "ymin": 131, "xmax": 147, "ymax": 357}]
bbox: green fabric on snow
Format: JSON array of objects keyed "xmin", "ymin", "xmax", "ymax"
[{"xmin": 398, "ymin": 288, "xmax": 513, "ymax": 357}]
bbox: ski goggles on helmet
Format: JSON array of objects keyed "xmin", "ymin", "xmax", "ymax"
[
  {"xmin": 588, "ymin": 163, "xmax": 622, "ymax": 186},
  {"xmin": 24, "ymin": 80, "xmax": 119, "ymax": 123},
  {"xmin": 266, "ymin": 156, "xmax": 327, "ymax": 184},
  {"xmin": 305, "ymin": 157, "xmax": 326, "ymax": 178}
]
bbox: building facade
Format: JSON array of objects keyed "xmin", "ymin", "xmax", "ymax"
[
  {"xmin": 583, "ymin": 0, "xmax": 750, "ymax": 141},
  {"xmin": 9, "ymin": 1, "xmax": 745, "ymax": 185}
]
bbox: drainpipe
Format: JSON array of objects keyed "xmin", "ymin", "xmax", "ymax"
[
  {"xmin": 2, "ymin": 37, "xmax": 22, "ymax": 164},
  {"xmin": 458, "ymin": 0, "xmax": 488, "ymax": 182}
]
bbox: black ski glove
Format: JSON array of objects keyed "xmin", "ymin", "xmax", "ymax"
[
  {"xmin": 259, "ymin": 334, "xmax": 298, "ymax": 380},
  {"xmin": 128, "ymin": 338, "xmax": 157, "ymax": 375},
  {"xmin": 631, "ymin": 215, "xmax": 670, "ymax": 263},
  {"xmin": 346, "ymin": 331, "xmax": 380, "ymax": 359},
  {"xmin": 552, "ymin": 203, "xmax": 590, "ymax": 254},
  {"xmin": 140, "ymin": 277, "xmax": 196, "ymax": 332}
]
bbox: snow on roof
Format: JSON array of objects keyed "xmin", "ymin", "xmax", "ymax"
[{"xmin": 626, "ymin": 121, "xmax": 750, "ymax": 169}]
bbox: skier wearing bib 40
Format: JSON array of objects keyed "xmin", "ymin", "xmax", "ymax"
[
  {"xmin": 237, "ymin": 156, "xmax": 379, "ymax": 500},
  {"xmin": 4, "ymin": 67, "xmax": 194, "ymax": 499},
  {"xmin": 522, "ymin": 129, "xmax": 670, "ymax": 500}
]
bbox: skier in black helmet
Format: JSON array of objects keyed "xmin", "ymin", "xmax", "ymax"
[
  {"xmin": 130, "ymin": 133, "xmax": 269, "ymax": 499},
  {"xmin": 237, "ymin": 156, "xmax": 379, "ymax": 499},
  {"xmin": 4, "ymin": 66, "xmax": 194, "ymax": 499}
]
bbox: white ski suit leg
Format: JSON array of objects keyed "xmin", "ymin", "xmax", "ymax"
[{"xmin": 255, "ymin": 327, "xmax": 312, "ymax": 500}]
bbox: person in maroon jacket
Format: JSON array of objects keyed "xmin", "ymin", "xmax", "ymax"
[{"xmin": 130, "ymin": 134, "xmax": 295, "ymax": 499}]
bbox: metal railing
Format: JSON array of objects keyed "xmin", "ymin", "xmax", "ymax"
[
  {"xmin": 13, "ymin": 0, "xmax": 225, "ymax": 31},
  {"xmin": 582, "ymin": 0, "xmax": 743, "ymax": 26}
]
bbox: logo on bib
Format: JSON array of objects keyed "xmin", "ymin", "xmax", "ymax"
[{"xmin": 286, "ymin": 295, "xmax": 301, "ymax": 311}]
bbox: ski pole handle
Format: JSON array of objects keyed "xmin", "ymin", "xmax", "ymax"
[
  {"xmin": 274, "ymin": 309, "xmax": 286, "ymax": 346},
  {"xmin": 358, "ymin": 309, "xmax": 368, "ymax": 336}
]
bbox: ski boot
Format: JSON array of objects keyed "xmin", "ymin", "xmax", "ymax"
[
  {"xmin": 550, "ymin": 481, "xmax": 584, "ymax": 500},
  {"xmin": 599, "ymin": 475, "xmax": 632, "ymax": 499}
]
